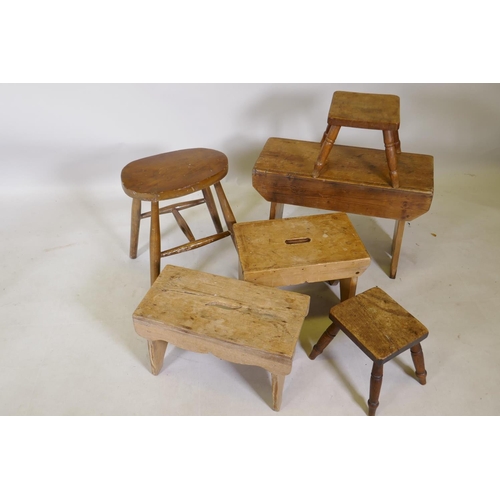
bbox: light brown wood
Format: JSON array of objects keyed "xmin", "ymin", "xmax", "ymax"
[
  {"xmin": 339, "ymin": 276, "xmax": 358, "ymax": 302},
  {"xmin": 327, "ymin": 91, "xmax": 400, "ymax": 131},
  {"xmin": 383, "ymin": 129, "xmax": 400, "ymax": 188},
  {"xmin": 310, "ymin": 286, "xmax": 429, "ymax": 415},
  {"xmin": 133, "ymin": 265, "xmax": 310, "ymax": 410},
  {"xmin": 121, "ymin": 148, "xmax": 228, "ymax": 202},
  {"xmin": 130, "ymin": 198, "xmax": 141, "ymax": 259},
  {"xmin": 150, "ymin": 201, "xmax": 161, "ymax": 284},
  {"xmin": 121, "ymin": 148, "xmax": 237, "ymax": 282},
  {"xmin": 234, "ymin": 213, "xmax": 370, "ymax": 288},
  {"xmin": 272, "ymin": 374, "xmax": 285, "ymax": 411},
  {"xmin": 390, "ymin": 219, "xmax": 405, "ymax": 279},
  {"xmin": 213, "ymin": 181, "xmax": 236, "ymax": 234},
  {"xmin": 202, "ymin": 187, "xmax": 224, "ymax": 233},
  {"xmin": 148, "ymin": 340, "xmax": 168, "ymax": 376},
  {"xmin": 313, "ymin": 125, "xmax": 340, "ymax": 178},
  {"xmin": 269, "ymin": 202, "xmax": 284, "ymax": 220},
  {"xmin": 252, "ymin": 138, "xmax": 433, "ymax": 278}
]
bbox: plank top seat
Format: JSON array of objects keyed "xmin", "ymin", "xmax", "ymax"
[
  {"xmin": 132, "ymin": 265, "xmax": 310, "ymax": 411},
  {"xmin": 330, "ymin": 286, "xmax": 429, "ymax": 363},
  {"xmin": 252, "ymin": 138, "xmax": 433, "ymax": 221},
  {"xmin": 234, "ymin": 212, "xmax": 370, "ymax": 288},
  {"xmin": 327, "ymin": 91, "xmax": 400, "ymax": 130}
]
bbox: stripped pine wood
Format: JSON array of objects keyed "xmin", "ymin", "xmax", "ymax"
[{"xmin": 132, "ymin": 265, "xmax": 310, "ymax": 411}]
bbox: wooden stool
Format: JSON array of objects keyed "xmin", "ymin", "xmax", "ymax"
[
  {"xmin": 313, "ymin": 91, "xmax": 401, "ymax": 186},
  {"xmin": 132, "ymin": 265, "xmax": 310, "ymax": 411},
  {"xmin": 121, "ymin": 148, "xmax": 236, "ymax": 285},
  {"xmin": 309, "ymin": 287, "xmax": 428, "ymax": 416},
  {"xmin": 233, "ymin": 213, "xmax": 370, "ymax": 301}
]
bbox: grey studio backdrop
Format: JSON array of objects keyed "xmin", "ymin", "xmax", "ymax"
[{"xmin": 1, "ymin": 83, "xmax": 499, "ymax": 416}]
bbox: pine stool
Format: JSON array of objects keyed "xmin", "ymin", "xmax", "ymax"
[
  {"xmin": 309, "ymin": 287, "xmax": 428, "ymax": 416},
  {"xmin": 234, "ymin": 213, "xmax": 370, "ymax": 301},
  {"xmin": 132, "ymin": 265, "xmax": 310, "ymax": 411},
  {"xmin": 121, "ymin": 148, "xmax": 236, "ymax": 285},
  {"xmin": 313, "ymin": 90, "xmax": 401, "ymax": 186}
]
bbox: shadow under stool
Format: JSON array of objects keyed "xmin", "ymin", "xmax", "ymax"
[
  {"xmin": 121, "ymin": 148, "xmax": 236, "ymax": 285},
  {"xmin": 233, "ymin": 212, "xmax": 370, "ymax": 301},
  {"xmin": 132, "ymin": 265, "xmax": 310, "ymax": 411},
  {"xmin": 309, "ymin": 286, "xmax": 429, "ymax": 416}
]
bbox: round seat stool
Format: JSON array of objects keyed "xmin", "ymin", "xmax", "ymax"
[{"xmin": 121, "ymin": 148, "xmax": 236, "ymax": 284}]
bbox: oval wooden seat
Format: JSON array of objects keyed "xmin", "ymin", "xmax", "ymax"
[
  {"xmin": 121, "ymin": 148, "xmax": 236, "ymax": 284},
  {"xmin": 121, "ymin": 148, "xmax": 229, "ymax": 201}
]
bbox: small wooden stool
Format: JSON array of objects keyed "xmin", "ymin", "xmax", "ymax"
[
  {"xmin": 233, "ymin": 213, "xmax": 370, "ymax": 301},
  {"xmin": 310, "ymin": 287, "xmax": 428, "ymax": 416},
  {"xmin": 121, "ymin": 148, "xmax": 236, "ymax": 285},
  {"xmin": 132, "ymin": 265, "xmax": 310, "ymax": 411},
  {"xmin": 313, "ymin": 90, "xmax": 401, "ymax": 187}
]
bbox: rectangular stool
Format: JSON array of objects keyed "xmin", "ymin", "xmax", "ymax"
[
  {"xmin": 234, "ymin": 213, "xmax": 370, "ymax": 301},
  {"xmin": 132, "ymin": 265, "xmax": 310, "ymax": 411},
  {"xmin": 310, "ymin": 287, "xmax": 429, "ymax": 415}
]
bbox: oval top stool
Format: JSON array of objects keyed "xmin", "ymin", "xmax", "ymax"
[{"xmin": 121, "ymin": 148, "xmax": 236, "ymax": 285}]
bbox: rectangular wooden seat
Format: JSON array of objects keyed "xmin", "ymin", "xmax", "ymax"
[
  {"xmin": 253, "ymin": 138, "xmax": 434, "ymax": 221},
  {"xmin": 132, "ymin": 265, "xmax": 310, "ymax": 411},
  {"xmin": 234, "ymin": 213, "xmax": 370, "ymax": 296}
]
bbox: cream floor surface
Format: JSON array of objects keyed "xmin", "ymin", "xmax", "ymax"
[{"xmin": 1, "ymin": 157, "xmax": 499, "ymax": 416}]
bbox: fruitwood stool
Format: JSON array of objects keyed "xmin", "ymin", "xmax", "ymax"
[
  {"xmin": 132, "ymin": 265, "xmax": 310, "ymax": 411},
  {"xmin": 313, "ymin": 90, "xmax": 401, "ymax": 185},
  {"xmin": 309, "ymin": 287, "xmax": 429, "ymax": 416},
  {"xmin": 121, "ymin": 148, "xmax": 236, "ymax": 285},
  {"xmin": 233, "ymin": 213, "xmax": 370, "ymax": 301},
  {"xmin": 252, "ymin": 91, "xmax": 434, "ymax": 279}
]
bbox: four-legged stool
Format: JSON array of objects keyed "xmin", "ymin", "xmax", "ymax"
[
  {"xmin": 309, "ymin": 286, "xmax": 429, "ymax": 416},
  {"xmin": 313, "ymin": 90, "xmax": 401, "ymax": 186},
  {"xmin": 121, "ymin": 148, "xmax": 236, "ymax": 284},
  {"xmin": 233, "ymin": 213, "xmax": 370, "ymax": 301},
  {"xmin": 132, "ymin": 265, "xmax": 310, "ymax": 411}
]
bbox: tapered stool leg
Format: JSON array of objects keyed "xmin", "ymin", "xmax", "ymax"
[
  {"xmin": 309, "ymin": 323, "xmax": 340, "ymax": 360},
  {"xmin": 272, "ymin": 373, "xmax": 285, "ymax": 411},
  {"xmin": 368, "ymin": 362, "xmax": 384, "ymax": 416},
  {"xmin": 410, "ymin": 342, "xmax": 427, "ymax": 385},
  {"xmin": 148, "ymin": 340, "xmax": 168, "ymax": 375},
  {"xmin": 203, "ymin": 187, "xmax": 224, "ymax": 233},
  {"xmin": 340, "ymin": 276, "xmax": 358, "ymax": 302},
  {"xmin": 130, "ymin": 198, "xmax": 142, "ymax": 259},
  {"xmin": 150, "ymin": 201, "xmax": 161, "ymax": 285},
  {"xmin": 390, "ymin": 219, "xmax": 405, "ymax": 279},
  {"xmin": 269, "ymin": 202, "xmax": 284, "ymax": 220}
]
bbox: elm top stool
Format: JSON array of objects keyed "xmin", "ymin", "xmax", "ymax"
[
  {"xmin": 121, "ymin": 148, "xmax": 236, "ymax": 285},
  {"xmin": 309, "ymin": 287, "xmax": 429, "ymax": 416},
  {"xmin": 233, "ymin": 212, "xmax": 371, "ymax": 302},
  {"xmin": 132, "ymin": 265, "xmax": 310, "ymax": 411},
  {"xmin": 314, "ymin": 90, "xmax": 401, "ymax": 185}
]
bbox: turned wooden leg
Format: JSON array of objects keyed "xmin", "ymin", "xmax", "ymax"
[
  {"xmin": 339, "ymin": 276, "xmax": 358, "ymax": 302},
  {"xmin": 368, "ymin": 362, "xmax": 384, "ymax": 416},
  {"xmin": 394, "ymin": 129, "xmax": 401, "ymax": 154},
  {"xmin": 214, "ymin": 182, "xmax": 236, "ymax": 234},
  {"xmin": 313, "ymin": 125, "xmax": 340, "ymax": 178},
  {"xmin": 410, "ymin": 343, "xmax": 427, "ymax": 385},
  {"xmin": 148, "ymin": 340, "xmax": 168, "ymax": 375},
  {"xmin": 202, "ymin": 187, "xmax": 224, "ymax": 233},
  {"xmin": 271, "ymin": 373, "xmax": 285, "ymax": 411},
  {"xmin": 383, "ymin": 129, "xmax": 400, "ymax": 188},
  {"xmin": 390, "ymin": 219, "xmax": 405, "ymax": 279},
  {"xmin": 309, "ymin": 322, "xmax": 340, "ymax": 360},
  {"xmin": 150, "ymin": 201, "xmax": 161, "ymax": 285},
  {"xmin": 130, "ymin": 198, "xmax": 142, "ymax": 259},
  {"xmin": 269, "ymin": 202, "xmax": 284, "ymax": 220}
]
